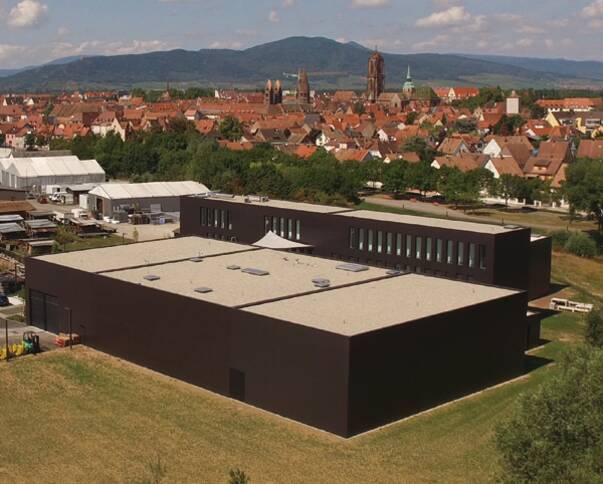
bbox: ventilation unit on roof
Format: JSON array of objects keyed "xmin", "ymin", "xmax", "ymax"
[
  {"xmin": 336, "ymin": 263, "xmax": 369, "ymax": 273},
  {"xmin": 144, "ymin": 275, "xmax": 161, "ymax": 281},
  {"xmin": 244, "ymin": 194, "xmax": 270, "ymax": 203},
  {"xmin": 312, "ymin": 277, "xmax": 331, "ymax": 288},
  {"xmin": 227, "ymin": 265, "xmax": 241, "ymax": 270},
  {"xmin": 194, "ymin": 287, "xmax": 213, "ymax": 294},
  {"xmin": 386, "ymin": 270, "xmax": 403, "ymax": 276},
  {"xmin": 503, "ymin": 225, "xmax": 522, "ymax": 230},
  {"xmin": 190, "ymin": 257, "xmax": 204, "ymax": 263},
  {"xmin": 242, "ymin": 268, "xmax": 270, "ymax": 276},
  {"xmin": 209, "ymin": 192, "xmax": 235, "ymax": 200}
]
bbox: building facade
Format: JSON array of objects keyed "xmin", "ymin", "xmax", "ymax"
[
  {"xmin": 26, "ymin": 237, "xmax": 529, "ymax": 437},
  {"xmin": 180, "ymin": 195, "xmax": 551, "ymax": 300}
]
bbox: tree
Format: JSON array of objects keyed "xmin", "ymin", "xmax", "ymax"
[
  {"xmin": 564, "ymin": 158, "xmax": 603, "ymax": 231},
  {"xmin": 352, "ymin": 101, "xmax": 365, "ymax": 115},
  {"xmin": 24, "ymin": 133, "xmax": 37, "ymax": 151},
  {"xmin": 219, "ymin": 116, "xmax": 244, "ymax": 141},
  {"xmin": 564, "ymin": 232, "xmax": 597, "ymax": 258},
  {"xmin": 453, "ymin": 118, "xmax": 477, "ymax": 134},
  {"xmin": 229, "ymin": 469, "xmax": 250, "ymax": 484},
  {"xmin": 437, "ymin": 167, "xmax": 481, "ymax": 208},
  {"xmin": 585, "ymin": 309, "xmax": 603, "ymax": 348},
  {"xmin": 492, "ymin": 115, "xmax": 525, "ymax": 136},
  {"xmin": 407, "ymin": 161, "xmax": 437, "ymax": 196},
  {"xmin": 382, "ymin": 159, "xmax": 410, "ymax": 193},
  {"xmin": 403, "ymin": 136, "xmax": 437, "ymax": 163},
  {"xmin": 406, "ymin": 111, "xmax": 418, "ymax": 125},
  {"xmin": 495, "ymin": 346, "xmax": 603, "ymax": 483}
]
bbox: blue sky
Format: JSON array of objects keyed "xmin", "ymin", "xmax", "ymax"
[{"xmin": 0, "ymin": 0, "xmax": 601, "ymax": 68}]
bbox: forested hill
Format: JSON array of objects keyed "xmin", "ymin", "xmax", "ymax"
[{"xmin": 1, "ymin": 36, "xmax": 602, "ymax": 92}]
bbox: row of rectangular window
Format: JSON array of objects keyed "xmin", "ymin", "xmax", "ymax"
[
  {"xmin": 348, "ymin": 228, "xmax": 486, "ymax": 270},
  {"xmin": 200, "ymin": 207, "xmax": 233, "ymax": 231},
  {"xmin": 265, "ymin": 216, "xmax": 302, "ymax": 241}
]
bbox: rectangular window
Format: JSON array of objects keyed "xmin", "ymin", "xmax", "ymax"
[
  {"xmin": 264, "ymin": 216, "xmax": 271, "ymax": 234},
  {"xmin": 207, "ymin": 208, "xmax": 214, "ymax": 227},
  {"xmin": 227, "ymin": 211, "xmax": 232, "ymax": 231},
  {"xmin": 368, "ymin": 230, "xmax": 374, "ymax": 252},
  {"xmin": 396, "ymin": 233, "xmax": 402, "ymax": 256},
  {"xmin": 349, "ymin": 228, "xmax": 357, "ymax": 249},
  {"xmin": 272, "ymin": 216, "xmax": 278, "ymax": 233},
  {"xmin": 295, "ymin": 220, "xmax": 301, "ymax": 240},
  {"xmin": 415, "ymin": 236, "xmax": 422, "ymax": 259},
  {"xmin": 457, "ymin": 242, "xmax": 465, "ymax": 266},
  {"xmin": 288, "ymin": 219, "xmax": 293, "ymax": 239},
  {"xmin": 386, "ymin": 233, "xmax": 393, "ymax": 255},
  {"xmin": 436, "ymin": 239, "xmax": 443, "ymax": 263},
  {"xmin": 201, "ymin": 208, "xmax": 207, "ymax": 226},
  {"xmin": 280, "ymin": 217, "xmax": 286, "ymax": 237},
  {"xmin": 469, "ymin": 243, "xmax": 476, "ymax": 268},
  {"xmin": 359, "ymin": 228, "xmax": 365, "ymax": 251},
  {"xmin": 447, "ymin": 240, "xmax": 454, "ymax": 264},
  {"xmin": 479, "ymin": 245, "xmax": 487, "ymax": 270},
  {"xmin": 221, "ymin": 210, "xmax": 226, "ymax": 229},
  {"xmin": 214, "ymin": 209, "xmax": 219, "ymax": 228},
  {"xmin": 426, "ymin": 238, "xmax": 433, "ymax": 262},
  {"xmin": 377, "ymin": 231, "xmax": 383, "ymax": 254},
  {"xmin": 406, "ymin": 235, "xmax": 412, "ymax": 258}
]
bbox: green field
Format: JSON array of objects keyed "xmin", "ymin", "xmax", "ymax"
[{"xmin": 0, "ymin": 306, "xmax": 588, "ymax": 483}]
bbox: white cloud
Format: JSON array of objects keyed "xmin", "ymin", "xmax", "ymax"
[
  {"xmin": 0, "ymin": 44, "xmax": 27, "ymax": 61},
  {"xmin": 282, "ymin": 0, "xmax": 295, "ymax": 7},
  {"xmin": 581, "ymin": 0, "xmax": 603, "ymax": 17},
  {"xmin": 268, "ymin": 9, "xmax": 279, "ymax": 23},
  {"xmin": 416, "ymin": 6, "xmax": 471, "ymax": 27},
  {"xmin": 351, "ymin": 0, "xmax": 391, "ymax": 8},
  {"xmin": 6, "ymin": 0, "xmax": 48, "ymax": 28}
]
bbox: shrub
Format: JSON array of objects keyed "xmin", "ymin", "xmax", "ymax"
[
  {"xmin": 550, "ymin": 230, "xmax": 571, "ymax": 249},
  {"xmin": 495, "ymin": 346, "xmax": 603, "ymax": 483},
  {"xmin": 564, "ymin": 232, "xmax": 597, "ymax": 258},
  {"xmin": 586, "ymin": 309, "xmax": 603, "ymax": 348}
]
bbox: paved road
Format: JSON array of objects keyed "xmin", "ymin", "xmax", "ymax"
[{"xmin": 1, "ymin": 319, "xmax": 56, "ymax": 352}]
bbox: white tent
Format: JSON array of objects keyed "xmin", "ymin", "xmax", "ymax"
[
  {"xmin": 253, "ymin": 231, "xmax": 313, "ymax": 250},
  {"xmin": 1, "ymin": 156, "xmax": 105, "ymax": 189},
  {"xmin": 89, "ymin": 181, "xmax": 209, "ymax": 200}
]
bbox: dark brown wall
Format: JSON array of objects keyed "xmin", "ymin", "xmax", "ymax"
[
  {"xmin": 180, "ymin": 197, "xmax": 536, "ymax": 293},
  {"xmin": 25, "ymin": 258, "xmax": 350, "ymax": 436},
  {"xmin": 529, "ymin": 237, "xmax": 552, "ymax": 299},
  {"xmin": 347, "ymin": 291, "xmax": 527, "ymax": 436}
]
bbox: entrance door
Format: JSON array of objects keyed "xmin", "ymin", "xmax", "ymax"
[{"xmin": 229, "ymin": 368, "xmax": 246, "ymax": 402}]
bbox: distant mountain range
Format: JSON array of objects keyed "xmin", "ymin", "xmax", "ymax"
[{"xmin": 1, "ymin": 37, "xmax": 603, "ymax": 92}]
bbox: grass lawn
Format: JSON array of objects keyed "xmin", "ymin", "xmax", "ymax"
[
  {"xmin": 58, "ymin": 234, "xmax": 132, "ymax": 253},
  {"xmin": 0, "ymin": 309, "xmax": 587, "ymax": 483}
]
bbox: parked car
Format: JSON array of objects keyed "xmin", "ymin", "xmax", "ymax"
[{"xmin": 0, "ymin": 294, "xmax": 10, "ymax": 307}]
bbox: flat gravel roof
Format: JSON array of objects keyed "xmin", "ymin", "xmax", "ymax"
[
  {"xmin": 199, "ymin": 195, "xmax": 353, "ymax": 214},
  {"xmin": 104, "ymin": 249, "xmax": 389, "ymax": 307},
  {"xmin": 36, "ymin": 237, "xmax": 252, "ymax": 273},
  {"xmin": 37, "ymin": 237, "xmax": 520, "ymax": 337},
  {"xmin": 336, "ymin": 210, "xmax": 518, "ymax": 235},
  {"xmin": 245, "ymin": 274, "xmax": 518, "ymax": 336}
]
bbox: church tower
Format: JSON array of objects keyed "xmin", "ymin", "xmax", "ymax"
[
  {"xmin": 297, "ymin": 69, "xmax": 310, "ymax": 104},
  {"xmin": 274, "ymin": 80, "xmax": 283, "ymax": 104},
  {"xmin": 367, "ymin": 50, "xmax": 385, "ymax": 103},
  {"xmin": 402, "ymin": 65, "xmax": 416, "ymax": 98},
  {"xmin": 264, "ymin": 80, "xmax": 274, "ymax": 105}
]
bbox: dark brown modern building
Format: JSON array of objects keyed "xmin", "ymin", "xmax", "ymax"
[
  {"xmin": 180, "ymin": 194, "xmax": 552, "ymax": 300},
  {"xmin": 26, "ymin": 236, "xmax": 531, "ymax": 437}
]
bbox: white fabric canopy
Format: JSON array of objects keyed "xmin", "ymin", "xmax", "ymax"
[{"xmin": 252, "ymin": 231, "xmax": 313, "ymax": 250}]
